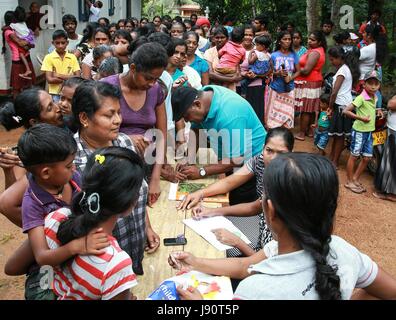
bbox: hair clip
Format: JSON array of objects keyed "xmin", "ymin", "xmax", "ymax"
[
  {"xmin": 87, "ymin": 193, "xmax": 100, "ymax": 215},
  {"xmin": 95, "ymin": 154, "xmax": 106, "ymax": 165},
  {"xmin": 12, "ymin": 116, "xmax": 22, "ymax": 123}
]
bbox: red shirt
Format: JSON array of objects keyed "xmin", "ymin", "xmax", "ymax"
[{"xmin": 296, "ymin": 47, "xmax": 325, "ymax": 82}]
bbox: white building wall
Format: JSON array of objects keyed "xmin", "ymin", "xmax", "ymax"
[{"xmin": 0, "ymin": 0, "xmax": 140, "ymax": 94}]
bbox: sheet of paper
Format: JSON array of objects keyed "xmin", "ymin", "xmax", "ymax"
[{"xmin": 183, "ymin": 216, "xmax": 251, "ymax": 251}]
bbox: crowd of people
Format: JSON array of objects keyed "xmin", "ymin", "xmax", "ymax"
[{"xmin": 0, "ymin": 4, "xmax": 395, "ymax": 300}]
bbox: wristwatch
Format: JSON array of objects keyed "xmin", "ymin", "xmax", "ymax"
[{"xmin": 199, "ymin": 167, "xmax": 207, "ymax": 177}]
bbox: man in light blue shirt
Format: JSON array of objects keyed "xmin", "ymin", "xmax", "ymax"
[{"xmin": 172, "ymin": 85, "xmax": 266, "ymax": 205}]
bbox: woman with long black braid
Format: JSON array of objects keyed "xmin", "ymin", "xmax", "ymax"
[{"xmin": 169, "ymin": 153, "xmax": 396, "ymax": 300}]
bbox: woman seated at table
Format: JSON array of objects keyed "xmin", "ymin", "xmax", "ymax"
[
  {"xmin": 178, "ymin": 127, "xmax": 294, "ymax": 257},
  {"xmin": 170, "ymin": 153, "xmax": 396, "ymax": 300}
]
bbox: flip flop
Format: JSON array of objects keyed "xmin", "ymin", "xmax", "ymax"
[
  {"xmin": 294, "ymin": 135, "xmax": 305, "ymax": 141},
  {"xmin": 373, "ymin": 192, "xmax": 396, "ymax": 202},
  {"xmin": 354, "ymin": 181, "xmax": 367, "ymax": 192},
  {"xmin": 344, "ymin": 183, "xmax": 365, "ymax": 194}
]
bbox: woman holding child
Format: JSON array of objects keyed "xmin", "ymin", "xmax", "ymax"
[
  {"xmin": 204, "ymin": 26, "xmax": 241, "ymax": 88},
  {"xmin": 237, "ymin": 26, "xmax": 271, "ymax": 125},
  {"xmin": 3, "ymin": 10, "xmax": 36, "ymax": 98}
]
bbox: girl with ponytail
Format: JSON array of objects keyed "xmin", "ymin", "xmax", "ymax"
[
  {"xmin": 45, "ymin": 146, "xmax": 145, "ymax": 300},
  {"xmin": 169, "ymin": 153, "xmax": 396, "ymax": 300}
]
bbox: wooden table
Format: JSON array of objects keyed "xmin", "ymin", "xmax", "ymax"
[{"xmin": 133, "ymin": 150, "xmax": 228, "ymax": 299}]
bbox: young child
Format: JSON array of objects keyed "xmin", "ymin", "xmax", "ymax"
[
  {"xmin": 215, "ymin": 26, "xmax": 246, "ymax": 86},
  {"xmin": 343, "ymin": 70, "xmax": 382, "ymax": 194},
  {"xmin": 59, "ymin": 77, "xmax": 86, "ymax": 133},
  {"xmin": 10, "ymin": 6, "xmax": 35, "ymax": 80},
  {"xmin": 312, "ymin": 94, "xmax": 332, "ymax": 155},
  {"xmin": 41, "ymin": 30, "xmax": 81, "ymax": 102},
  {"xmin": 91, "ymin": 45, "xmax": 114, "ymax": 80},
  {"xmin": 97, "ymin": 56, "xmax": 123, "ymax": 80},
  {"xmin": 7, "ymin": 124, "xmax": 108, "ymax": 300},
  {"xmin": 45, "ymin": 147, "xmax": 145, "ymax": 300},
  {"xmin": 240, "ymin": 35, "xmax": 272, "ymax": 96}
]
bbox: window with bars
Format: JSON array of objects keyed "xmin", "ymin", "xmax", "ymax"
[
  {"xmin": 78, "ymin": 0, "xmax": 89, "ymax": 22},
  {"xmin": 109, "ymin": 0, "xmax": 115, "ymax": 16}
]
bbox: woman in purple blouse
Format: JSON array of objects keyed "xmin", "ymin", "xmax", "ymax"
[{"xmin": 102, "ymin": 43, "xmax": 168, "ymax": 206}]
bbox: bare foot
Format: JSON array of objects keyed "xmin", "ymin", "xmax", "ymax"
[{"xmin": 19, "ymin": 73, "xmax": 32, "ymax": 80}]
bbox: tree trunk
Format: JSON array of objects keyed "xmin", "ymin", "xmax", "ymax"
[
  {"xmin": 306, "ymin": 0, "xmax": 321, "ymax": 34},
  {"xmin": 330, "ymin": 0, "xmax": 340, "ymax": 32},
  {"xmin": 251, "ymin": 0, "xmax": 257, "ymax": 19}
]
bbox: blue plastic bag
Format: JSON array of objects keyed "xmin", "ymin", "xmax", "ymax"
[{"xmin": 147, "ymin": 281, "xmax": 180, "ymax": 300}]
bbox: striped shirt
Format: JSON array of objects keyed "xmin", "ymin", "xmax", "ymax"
[
  {"xmin": 45, "ymin": 208, "xmax": 137, "ymax": 300},
  {"xmin": 73, "ymin": 131, "xmax": 148, "ymax": 275}
]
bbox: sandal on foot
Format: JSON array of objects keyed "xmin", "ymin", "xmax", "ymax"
[
  {"xmin": 354, "ymin": 181, "xmax": 367, "ymax": 192},
  {"xmin": 344, "ymin": 183, "xmax": 365, "ymax": 194}
]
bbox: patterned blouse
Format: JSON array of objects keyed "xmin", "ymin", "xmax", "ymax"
[{"xmin": 246, "ymin": 153, "xmax": 273, "ymax": 249}]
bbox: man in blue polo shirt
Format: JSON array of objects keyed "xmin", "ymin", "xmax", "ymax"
[{"xmin": 172, "ymin": 85, "xmax": 266, "ymax": 205}]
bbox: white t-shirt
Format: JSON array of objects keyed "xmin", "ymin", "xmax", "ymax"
[
  {"xmin": 388, "ymin": 110, "xmax": 396, "ymax": 131},
  {"xmin": 233, "ymin": 236, "xmax": 378, "ymax": 300},
  {"xmin": 159, "ymin": 70, "xmax": 175, "ymax": 131},
  {"xmin": 82, "ymin": 51, "xmax": 97, "ymax": 78},
  {"xmin": 67, "ymin": 34, "xmax": 83, "ymax": 52},
  {"xmin": 359, "ymin": 43, "xmax": 376, "ymax": 80},
  {"xmin": 333, "ymin": 64, "xmax": 353, "ymax": 106},
  {"xmin": 89, "ymin": 4, "xmax": 101, "ymax": 22}
]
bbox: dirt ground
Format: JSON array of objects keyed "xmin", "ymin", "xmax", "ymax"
[{"xmin": 0, "ymin": 126, "xmax": 395, "ymax": 300}]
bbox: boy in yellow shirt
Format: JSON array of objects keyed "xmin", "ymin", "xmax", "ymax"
[{"xmin": 41, "ymin": 30, "xmax": 81, "ymax": 102}]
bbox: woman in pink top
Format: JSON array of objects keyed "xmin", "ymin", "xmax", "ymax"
[
  {"xmin": 2, "ymin": 11, "xmax": 36, "ymax": 98},
  {"xmin": 291, "ymin": 31, "xmax": 326, "ymax": 141}
]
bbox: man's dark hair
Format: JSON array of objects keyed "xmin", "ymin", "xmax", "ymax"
[
  {"xmin": 321, "ymin": 19, "xmax": 334, "ymax": 27},
  {"xmin": 62, "ymin": 14, "xmax": 77, "ymax": 27},
  {"xmin": 255, "ymin": 14, "xmax": 268, "ymax": 26}
]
